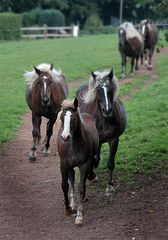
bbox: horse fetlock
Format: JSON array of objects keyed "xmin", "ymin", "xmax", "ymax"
[
  {"xmin": 75, "ymin": 216, "xmax": 83, "ymax": 226},
  {"xmin": 105, "ymin": 184, "xmax": 115, "ymax": 197},
  {"xmin": 147, "ymin": 64, "xmax": 153, "ymax": 70}
]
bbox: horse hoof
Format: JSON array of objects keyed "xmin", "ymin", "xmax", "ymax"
[
  {"xmin": 65, "ymin": 207, "xmax": 72, "ymax": 216},
  {"xmin": 43, "ymin": 148, "xmax": 51, "ymax": 156},
  {"xmin": 75, "ymin": 216, "xmax": 83, "ymax": 226},
  {"xmin": 29, "ymin": 154, "xmax": 37, "ymax": 161},
  {"xmin": 105, "ymin": 185, "xmax": 115, "ymax": 196},
  {"xmin": 147, "ymin": 65, "xmax": 153, "ymax": 70},
  {"xmin": 144, "ymin": 60, "xmax": 148, "ymax": 66}
]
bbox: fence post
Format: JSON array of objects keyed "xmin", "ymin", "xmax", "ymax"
[
  {"xmin": 72, "ymin": 25, "xmax": 79, "ymax": 37},
  {"xmin": 43, "ymin": 24, "xmax": 48, "ymax": 39}
]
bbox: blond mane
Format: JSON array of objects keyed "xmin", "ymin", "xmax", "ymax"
[
  {"xmin": 61, "ymin": 99, "xmax": 75, "ymax": 110},
  {"xmin": 24, "ymin": 63, "xmax": 62, "ymax": 90},
  {"xmin": 120, "ymin": 22, "xmax": 143, "ymax": 43},
  {"xmin": 84, "ymin": 70, "xmax": 119, "ymax": 104}
]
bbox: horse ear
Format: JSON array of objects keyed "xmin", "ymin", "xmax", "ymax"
[
  {"xmin": 91, "ymin": 71, "xmax": 97, "ymax": 80},
  {"xmin": 74, "ymin": 98, "xmax": 78, "ymax": 110},
  {"xmin": 50, "ymin": 63, "xmax": 54, "ymax": 70},
  {"xmin": 108, "ymin": 69, "xmax": 113, "ymax": 80},
  {"xmin": 34, "ymin": 66, "xmax": 41, "ymax": 75}
]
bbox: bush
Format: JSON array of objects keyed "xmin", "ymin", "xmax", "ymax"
[
  {"xmin": 0, "ymin": 12, "xmax": 21, "ymax": 40},
  {"xmin": 84, "ymin": 14, "xmax": 103, "ymax": 34},
  {"xmin": 38, "ymin": 9, "xmax": 65, "ymax": 26},
  {"xmin": 22, "ymin": 8, "xmax": 41, "ymax": 27}
]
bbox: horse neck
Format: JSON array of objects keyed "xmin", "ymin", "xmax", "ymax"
[{"xmin": 73, "ymin": 113, "xmax": 86, "ymax": 142}]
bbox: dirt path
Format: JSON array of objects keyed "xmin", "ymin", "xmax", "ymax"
[{"xmin": 0, "ymin": 50, "xmax": 168, "ymax": 240}]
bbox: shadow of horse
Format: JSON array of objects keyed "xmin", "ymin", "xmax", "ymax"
[
  {"xmin": 57, "ymin": 98, "xmax": 99, "ymax": 225},
  {"xmin": 76, "ymin": 69, "xmax": 127, "ymax": 197},
  {"xmin": 24, "ymin": 63, "xmax": 68, "ymax": 161},
  {"xmin": 118, "ymin": 21, "xmax": 144, "ymax": 78},
  {"xmin": 140, "ymin": 19, "xmax": 159, "ymax": 70}
]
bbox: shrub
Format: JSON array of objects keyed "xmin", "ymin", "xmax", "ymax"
[
  {"xmin": 84, "ymin": 14, "xmax": 103, "ymax": 34},
  {"xmin": 22, "ymin": 8, "xmax": 41, "ymax": 27},
  {"xmin": 38, "ymin": 9, "xmax": 65, "ymax": 26},
  {"xmin": 0, "ymin": 12, "xmax": 21, "ymax": 40}
]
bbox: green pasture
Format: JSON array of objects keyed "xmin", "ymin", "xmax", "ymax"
[{"xmin": 0, "ymin": 33, "xmax": 167, "ymax": 182}]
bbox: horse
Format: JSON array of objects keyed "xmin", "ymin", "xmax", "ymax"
[
  {"xmin": 24, "ymin": 63, "xmax": 68, "ymax": 161},
  {"xmin": 57, "ymin": 98, "xmax": 99, "ymax": 225},
  {"xmin": 76, "ymin": 69, "xmax": 127, "ymax": 196},
  {"xmin": 139, "ymin": 19, "xmax": 158, "ymax": 69},
  {"xmin": 118, "ymin": 21, "xmax": 144, "ymax": 78}
]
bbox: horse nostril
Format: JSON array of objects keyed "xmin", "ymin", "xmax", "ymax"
[{"xmin": 61, "ymin": 134, "xmax": 70, "ymax": 142}]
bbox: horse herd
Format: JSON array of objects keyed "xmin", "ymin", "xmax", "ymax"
[{"xmin": 24, "ymin": 20, "xmax": 158, "ymax": 226}]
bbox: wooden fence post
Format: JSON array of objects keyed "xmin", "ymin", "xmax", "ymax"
[{"xmin": 43, "ymin": 24, "xmax": 48, "ymax": 39}]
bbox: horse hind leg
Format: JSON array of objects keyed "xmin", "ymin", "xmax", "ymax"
[
  {"xmin": 105, "ymin": 138, "xmax": 119, "ymax": 197},
  {"xmin": 147, "ymin": 47, "xmax": 154, "ymax": 70}
]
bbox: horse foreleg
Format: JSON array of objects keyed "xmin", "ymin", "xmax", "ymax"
[
  {"xmin": 69, "ymin": 168, "xmax": 77, "ymax": 213},
  {"xmin": 135, "ymin": 56, "xmax": 139, "ymax": 71},
  {"xmin": 121, "ymin": 54, "xmax": 126, "ymax": 78},
  {"xmin": 29, "ymin": 113, "xmax": 41, "ymax": 161},
  {"xmin": 130, "ymin": 57, "xmax": 135, "ymax": 75},
  {"xmin": 105, "ymin": 138, "xmax": 119, "ymax": 196},
  {"xmin": 147, "ymin": 47, "xmax": 154, "ymax": 70},
  {"xmin": 43, "ymin": 115, "xmax": 57, "ymax": 156},
  {"xmin": 75, "ymin": 164, "xmax": 89, "ymax": 226},
  {"xmin": 144, "ymin": 49, "xmax": 148, "ymax": 66},
  {"xmin": 60, "ymin": 164, "xmax": 71, "ymax": 216}
]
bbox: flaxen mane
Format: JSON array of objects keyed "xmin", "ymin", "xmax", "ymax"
[
  {"xmin": 24, "ymin": 63, "xmax": 62, "ymax": 90},
  {"xmin": 61, "ymin": 99, "xmax": 75, "ymax": 110},
  {"xmin": 120, "ymin": 22, "xmax": 143, "ymax": 43},
  {"xmin": 84, "ymin": 70, "xmax": 119, "ymax": 104}
]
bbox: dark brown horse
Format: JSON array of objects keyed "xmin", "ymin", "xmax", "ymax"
[
  {"xmin": 140, "ymin": 19, "xmax": 158, "ymax": 69},
  {"xmin": 24, "ymin": 63, "xmax": 68, "ymax": 161},
  {"xmin": 118, "ymin": 21, "xmax": 144, "ymax": 77},
  {"xmin": 76, "ymin": 69, "xmax": 127, "ymax": 196},
  {"xmin": 57, "ymin": 99, "xmax": 99, "ymax": 225}
]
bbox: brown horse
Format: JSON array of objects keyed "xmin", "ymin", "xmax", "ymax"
[
  {"xmin": 24, "ymin": 63, "xmax": 68, "ymax": 161},
  {"xmin": 140, "ymin": 19, "xmax": 158, "ymax": 69},
  {"xmin": 118, "ymin": 21, "xmax": 144, "ymax": 77},
  {"xmin": 57, "ymin": 98, "xmax": 99, "ymax": 225},
  {"xmin": 76, "ymin": 69, "xmax": 127, "ymax": 196}
]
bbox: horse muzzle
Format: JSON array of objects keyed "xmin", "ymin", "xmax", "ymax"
[
  {"xmin": 42, "ymin": 96, "xmax": 50, "ymax": 106},
  {"xmin": 61, "ymin": 134, "xmax": 70, "ymax": 142},
  {"xmin": 102, "ymin": 108, "xmax": 113, "ymax": 118}
]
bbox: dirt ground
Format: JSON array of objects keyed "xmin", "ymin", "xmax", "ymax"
[{"xmin": 0, "ymin": 49, "xmax": 168, "ymax": 240}]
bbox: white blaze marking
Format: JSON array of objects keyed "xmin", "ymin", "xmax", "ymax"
[
  {"xmin": 142, "ymin": 25, "xmax": 145, "ymax": 35},
  {"xmin": 43, "ymin": 76, "xmax": 48, "ymax": 94},
  {"xmin": 120, "ymin": 29, "xmax": 124, "ymax": 34},
  {"xmin": 102, "ymin": 83, "xmax": 109, "ymax": 112},
  {"xmin": 61, "ymin": 111, "xmax": 72, "ymax": 139}
]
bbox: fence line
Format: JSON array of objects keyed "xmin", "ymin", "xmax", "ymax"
[{"xmin": 21, "ymin": 25, "xmax": 79, "ymax": 39}]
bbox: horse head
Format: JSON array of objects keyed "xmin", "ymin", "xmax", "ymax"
[
  {"xmin": 91, "ymin": 69, "xmax": 118, "ymax": 118},
  {"xmin": 60, "ymin": 98, "xmax": 79, "ymax": 141},
  {"xmin": 118, "ymin": 27, "xmax": 126, "ymax": 47},
  {"xmin": 140, "ymin": 19, "xmax": 150, "ymax": 39},
  {"xmin": 34, "ymin": 64, "xmax": 53, "ymax": 106}
]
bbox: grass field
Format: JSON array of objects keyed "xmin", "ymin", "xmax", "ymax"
[{"xmin": 0, "ymin": 33, "xmax": 168, "ymax": 182}]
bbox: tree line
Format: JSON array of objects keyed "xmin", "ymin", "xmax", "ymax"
[{"xmin": 0, "ymin": 0, "xmax": 167, "ymax": 28}]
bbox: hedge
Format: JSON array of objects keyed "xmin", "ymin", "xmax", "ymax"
[{"xmin": 0, "ymin": 12, "xmax": 21, "ymax": 40}]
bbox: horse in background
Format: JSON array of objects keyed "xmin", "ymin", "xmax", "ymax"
[
  {"xmin": 76, "ymin": 69, "xmax": 127, "ymax": 196},
  {"xmin": 57, "ymin": 98, "xmax": 99, "ymax": 225},
  {"xmin": 24, "ymin": 63, "xmax": 68, "ymax": 161},
  {"xmin": 140, "ymin": 19, "xmax": 158, "ymax": 69},
  {"xmin": 118, "ymin": 21, "xmax": 144, "ymax": 78}
]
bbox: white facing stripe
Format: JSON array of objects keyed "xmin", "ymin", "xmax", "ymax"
[
  {"xmin": 102, "ymin": 83, "xmax": 109, "ymax": 112},
  {"xmin": 142, "ymin": 25, "xmax": 145, "ymax": 35},
  {"xmin": 61, "ymin": 111, "xmax": 72, "ymax": 139},
  {"xmin": 43, "ymin": 79, "xmax": 47, "ymax": 94}
]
